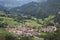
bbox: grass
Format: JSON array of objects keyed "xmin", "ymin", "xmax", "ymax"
[
  {"xmin": 40, "ymin": 32, "xmax": 47, "ymax": 36},
  {"xmin": 32, "ymin": 37, "xmax": 40, "ymax": 40},
  {"xmin": 24, "ymin": 20, "xmax": 42, "ymax": 27},
  {"xmin": 0, "ymin": 16, "xmax": 44, "ymax": 28},
  {"xmin": 5, "ymin": 17, "xmax": 20, "ymax": 27},
  {"xmin": 0, "ymin": 17, "xmax": 20, "ymax": 27}
]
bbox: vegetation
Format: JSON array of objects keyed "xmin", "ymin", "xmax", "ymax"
[
  {"xmin": 0, "ymin": 16, "xmax": 20, "ymax": 28},
  {"xmin": 0, "ymin": 28, "xmax": 18, "ymax": 40},
  {"xmin": 0, "ymin": 0, "xmax": 60, "ymax": 40}
]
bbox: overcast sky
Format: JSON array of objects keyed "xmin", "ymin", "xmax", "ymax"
[{"xmin": 0, "ymin": 0, "xmax": 47, "ymax": 8}]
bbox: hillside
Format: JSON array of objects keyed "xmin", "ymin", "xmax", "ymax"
[
  {"xmin": 9, "ymin": 0, "xmax": 60, "ymax": 23},
  {"xmin": 10, "ymin": 2, "xmax": 45, "ymax": 18},
  {"xmin": 46, "ymin": 0, "xmax": 60, "ymax": 23},
  {"xmin": 0, "ymin": 17, "xmax": 20, "ymax": 28},
  {"xmin": 9, "ymin": 2, "xmax": 55, "ymax": 18}
]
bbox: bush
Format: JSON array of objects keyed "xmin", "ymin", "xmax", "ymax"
[{"xmin": 0, "ymin": 30, "xmax": 18, "ymax": 40}]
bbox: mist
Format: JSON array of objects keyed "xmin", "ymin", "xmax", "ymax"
[{"xmin": 0, "ymin": 0, "xmax": 47, "ymax": 8}]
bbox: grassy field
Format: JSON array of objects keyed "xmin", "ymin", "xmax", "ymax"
[{"xmin": 0, "ymin": 17, "xmax": 20, "ymax": 27}]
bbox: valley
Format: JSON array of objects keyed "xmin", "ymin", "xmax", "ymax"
[{"xmin": 0, "ymin": 0, "xmax": 60, "ymax": 40}]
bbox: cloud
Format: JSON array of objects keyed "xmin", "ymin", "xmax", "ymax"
[
  {"xmin": 0, "ymin": 0, "xmax": 47, "ymax": 8},
  {"xmin": 17, "ymin": 0, "xmax": 23, "ymax": 1},
  {"xmin": 32, "ymin": 0, "xmax": 47, "ymax": 2},
  {"xmin": 32, "ymin": 0, "xmax": 42, "ymax": 2}
]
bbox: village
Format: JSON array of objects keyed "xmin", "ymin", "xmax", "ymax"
[{"xmin": 7, "ymin": 25, "xmax": 57, "ymax": 36}]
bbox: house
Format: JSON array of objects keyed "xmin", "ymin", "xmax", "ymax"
[
  {"xmin": 42, "ymin": 26, "xmax": 57, "ymax": 32},
  {"xmin": 8, "ymin": 26, "xmax": 39, "ymax": 36}
]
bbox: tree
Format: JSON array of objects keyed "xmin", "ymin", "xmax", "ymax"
[
  {"xmin": 44, "ymin": 29, "xmax": 60, "ymax": 40},
  {"xmin": 5, "ymin": 34, "xmax": 18, "ymax": 40},
  {"xmin": 38, "ymin": 15, "xmax": 55, "ymax": 27}
]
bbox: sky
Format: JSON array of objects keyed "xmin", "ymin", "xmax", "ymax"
[{"xmin": 0, "ymin": 0, "xmax": 47, "ymax": 8}]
